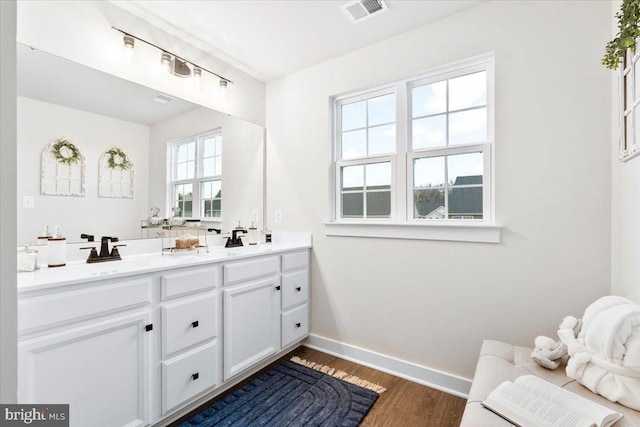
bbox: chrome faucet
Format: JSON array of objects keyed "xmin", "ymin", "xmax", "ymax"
[{"xmin": 80, "ymin": 236, "xmax": 126, "ymax": 263}]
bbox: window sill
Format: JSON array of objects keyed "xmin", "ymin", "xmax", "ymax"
[{"xmin": 323, "ymin": 221, "xmax": 501, "ymax": 243}]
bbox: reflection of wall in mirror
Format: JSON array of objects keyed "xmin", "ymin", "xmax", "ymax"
[
  {"xmin": 17, "ymin": 96, "xmax": 150, "ymax": 244},
  {"xmin": 149, "ymin": 107, "xmax": 264, "ymax": 233}
]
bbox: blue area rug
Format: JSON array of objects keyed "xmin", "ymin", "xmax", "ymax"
[{"xmin": 178, "ymin": 358, "xmax": 384, "ymax": 427}]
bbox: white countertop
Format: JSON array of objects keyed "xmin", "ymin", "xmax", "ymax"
[{"xmin": 18, "ymin": 242, "xmax": 311, "ymax": 293}]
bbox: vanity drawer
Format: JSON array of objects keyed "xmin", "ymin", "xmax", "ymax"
[
  {"xmin": 282, "ymin": 251, "xmax": 308, "ymax": 272},
  {"xmin": 161, "ymin": 266, "xmax": 219, "ymax": 300},
  {"xmin": 223, "ymin": 256, "xmax": 279, "ymax": 286},
  {"xmin": 281, "ymin": 269, "xmax": 309, "ymax": 311},
  {"xmin": 162, "ymin": 293, "xmax": 217, "ymax": 357},
  {"xmin": 19, "ymin": 277, "xmax": 151, "ymax": 333},
  {"xmin": 282, "ymin": 304, "xmax": 309, "ymax": 348},
  {"xmin": 162, "ymin": 342, "xmax": 218, "ymax": 414}
]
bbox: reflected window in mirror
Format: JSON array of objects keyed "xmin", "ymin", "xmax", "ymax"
[{"xmin": 169, "ymin": 129, "xmax": 222, "ymax": 219}]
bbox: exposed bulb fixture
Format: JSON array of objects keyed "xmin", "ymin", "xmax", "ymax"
[
  {"xmin": 160, "ymin": 52, "xmax": 172, "ymax": 75},
  {"xmin": 123, "ymin": 35, "xmax": 135, "ymax": 49},
  {"xmin": 112, "ymin": 26, "xmax": 233, "ymax": 87}
]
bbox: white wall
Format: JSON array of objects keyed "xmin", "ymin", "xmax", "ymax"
[
  {"xmin": 149, "ymin": 107, "xmax": 264, "ymax": 232},
  {"xmin": 0, "ymin": 0, "xmax": 17, "ymax": 402},
  {"xmin": 17, "ymin": 97, "xmax": 150, "ymax": 244},
  {"xmin": 266, "ymin": 0, "xmax": 612, "ymax": 379},
  {"xmin": 611, "ymin": 0, "xmax": 640, "ymax": 302},
  {"xmin": 16, "ymin": 1, "xmax": 266, "ymax": 126}
]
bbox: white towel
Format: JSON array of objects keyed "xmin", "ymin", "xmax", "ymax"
[{"xmin": 558, "ymin": 296, "xmax": 640, "ymax": 411}]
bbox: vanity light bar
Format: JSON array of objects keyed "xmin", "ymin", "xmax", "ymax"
[{"xmin": 112, "ymin": 26, "xmax": 233, "ymax": 85}]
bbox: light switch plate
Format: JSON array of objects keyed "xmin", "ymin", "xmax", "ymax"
[{"xmin": 274, "ymin": 209, "xmax": 282, "ymax": 223}]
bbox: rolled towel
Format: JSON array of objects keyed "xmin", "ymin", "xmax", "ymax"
[{"xmin": 531, "ymin": 335, "xmax": 568, "ymax": 370}]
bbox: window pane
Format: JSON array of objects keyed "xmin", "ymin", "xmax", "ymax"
[
  {"xmin": 635, "ymin": 60, "xmax": 640, "ymax": 102},
  {"xmin": 626, "ymin": 114, "xmax": 633, "ymax": 150},
  {"xmin": 448, "ymin": 187, "xmax": 483, "ymax": 219},
  {"xmin": 186, "ymin": 161, "xmax": 195, "ymax": 179},
  {"xmin": 203, "ymin": 138, "xmax": 215, "ymax": 157},
  {"xmin": 177, "ymin": 144, "xmax": 188, "ymax": 162},
  {"xmin": 212, "ymin": 199, "xmax": 221, "ymax": 216},
  {"xmin": 412, "ymin": 81, "xmax": 446, "ymax": 117},
  {"xmin": 448, "ymin": 152, "xmax": 483, "ymax": 185},
  {"xmin": 627, "ymin": 73, "xmax": 633, "ymax": 111},
  {"xmin": 215, "ymin": 157, "xmax": 222, "ymax": 175},
  {"xmin": 177, "ymin": 163, "xmax": 188, "ymax": 180},
  {"xmin": 342, "ymin": 193, "xmax": 363, "ymax": 218},
  {"xmin": 449, "ymin": 108, "xmax": 487, "ymax": 145},
  {"xmin": 201, "ymin": 181, "xmax": 212, "ymax": 198},
  {"xmin": 368, "ymin": 93, "xmax": 395, "ymax": 126},
  {"xmin": 342, "ymin": 101, "xmax": 366, "ymax": 131},
  {"xmin": 413, "ymin": 189, "xmax": 445, "ymax": 219},
  {"xmin": 366, "ymin": 192, "xmax": 391, "ymax": 217},
  {"xmin": 183, "ymin": 201, "xmax": 192, "ymax": 218},
  {"xmin": 215, "ymin": 137, "xmax": 222, "ymax": 156},
  {"xmin": 412, "ymin": 115, "xmax": 446, "ymax": 149},
  {"xmin": 342, "ymin": 165, "xmax": 364, "ymax": 191},
  {"xmin": 202, "ymin": 158, "xmax": 215, "ymax": 177},
  {"xmin": 187, "ymin": 142, "xmax": 195, "ymax": 161},
  {"xmin": 342, "ymin": 129, "xmax": 366, "ymax": 159},
  {"xmin": 368, "ymin": 124, "xmax": 395, "ymax": 155},
  {"xmin": 365, "ymin": 162, "xmax": 391, "ymax": 189},
  {"xmin": 449, "ymin": 71, "xmax": 487, "ymax": 111},
  {"xmin": 414, "ymin": 156, "xmax": 445, "ymax": 187}
]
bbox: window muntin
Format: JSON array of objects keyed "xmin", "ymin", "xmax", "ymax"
[
  {"xmin": 169, "ymin": 129, "xmax": 222, "ymax": 219},
  {"xmin": 333, "ymin": 56, "xmax": 493, "ymax": 225}
]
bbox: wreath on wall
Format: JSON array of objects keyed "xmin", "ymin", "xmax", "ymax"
[
  {"xmin": 51, "ymin": 138, "xmax": 81, "ymax": 165},
  {"xmin": 603, "ymin": 0, "xmax": 640, "ymax": 69},
  {"xmin": 106, "ymin": 147, "xmax": 132, "ymax": 170}
]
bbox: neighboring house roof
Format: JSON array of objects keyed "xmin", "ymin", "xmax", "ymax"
[{"xmin": 449, "ymin": 175, "xmax": 482, "ymax": 215}]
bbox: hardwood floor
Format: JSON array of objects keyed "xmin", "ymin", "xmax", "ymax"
[
  {"xmin": 292, "ymin": 347, "xmax": 466, "ymax": 427},
  {"xmin": 170, "ymin": 346, "xmax": 467, "ymax": 426}
]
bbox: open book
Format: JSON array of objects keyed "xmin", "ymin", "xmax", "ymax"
[{"xmin": 482, "ymin": 375, "xmax": 623, "ymax": 427}]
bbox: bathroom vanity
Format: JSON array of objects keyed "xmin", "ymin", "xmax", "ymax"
[{"xmin": 16, "ymin": 240, "xmax": 311, "ymax": 427}]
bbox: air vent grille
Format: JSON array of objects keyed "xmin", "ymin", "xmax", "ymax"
[
  {"xmin": 152, "ymin": 94, "xmax": 174, "ymax": 104},
  {"xmin": 341, "ymin": 0, "xmax": 389, "ymax": 23}
]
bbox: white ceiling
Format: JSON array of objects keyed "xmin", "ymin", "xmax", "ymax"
[
  {"xmin": 17, "ymin": 43, "xmax": 199, "ymax": 126},
  {"xmin": 111, "ymin": 0, "xmax": 484, "ymax": 82}
]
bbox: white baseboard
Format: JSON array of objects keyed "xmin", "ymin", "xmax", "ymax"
[{"xmin": 303, "ymin": 334, "xmax": 471, "ymax": 399}]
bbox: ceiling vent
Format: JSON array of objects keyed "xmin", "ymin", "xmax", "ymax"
[
  {"xmin": 341, "ymin": 0, "xmax": 389, "ymax": 24},
  {"xmin": 152, "ymin": 94, "xmax": 174, "ymax": 104}
]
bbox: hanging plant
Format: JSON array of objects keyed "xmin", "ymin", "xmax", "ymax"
[
  {"xmin": 51, "ymin": 138, "xmax": 81, "ymax": 165},
  {"xmin": 106, "ymin": 147, "xmax": 132, "ymax": 170},
  {"xmin": 603, "ymin": 0, "xmax": 640, "ymax": 70}
]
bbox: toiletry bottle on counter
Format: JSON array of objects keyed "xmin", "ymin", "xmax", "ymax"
[
  {"xmin": 47, "ymin": 226, "xmax": 66, "ymax": 268},
  {"xmin": 248, "ymin": 221, "xmax": 258, "ymax": 245}
]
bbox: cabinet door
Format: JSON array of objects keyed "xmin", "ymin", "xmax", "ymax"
[
  {"xmin": 18, "ymin": 312, "xmax": 151, "ymax": 427},
  {"xmin": 223, "ymin": 277, "xmax": 280, "ymax": 381}
]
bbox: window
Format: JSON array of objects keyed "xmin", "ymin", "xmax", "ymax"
[
  {"xmin": 169, "ymin": 130, "xmax": 222, "ymax": 219},
  {"xmin": 329, "ymin": 55, "xmax": 499, "ymax": 242},
  {"xmin": 620, "ymin": 51, "xmax": 640, "ymax": 161}
]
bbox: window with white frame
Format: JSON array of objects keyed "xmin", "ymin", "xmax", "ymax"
[
  {"xmin": 620, "ymin": 51, "xmax": 640, "ymax": 161},
  {"xmin": 169, "ymin": 129, "xmax": 222, "ymax": 219},
  {"xmin": 332, "ymin": 55, "xmax": 494, "ymax": 234}
]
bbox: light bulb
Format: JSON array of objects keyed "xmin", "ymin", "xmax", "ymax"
[{"xmin": 160, "ymin": 52, "xmax": 172, "ymax": 75}]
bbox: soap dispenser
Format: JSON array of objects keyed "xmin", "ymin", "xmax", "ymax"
[
  {"xmin": 248, "ymin": 221, "xmax": 258, "ymax": 245},
  {"xmin": 47, "ymin": 226, "xmax": 67, "ymax": 268}
]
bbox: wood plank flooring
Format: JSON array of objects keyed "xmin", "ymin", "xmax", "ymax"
[
  {"xmin": 293, "ymin": 347, "xmax": 466, "ymax": 427},
  {"xmin": 170, "ymin": 346, "xmax": 466, "ymax": 427}
]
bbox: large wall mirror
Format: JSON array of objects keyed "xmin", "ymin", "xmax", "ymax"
[{"xmin": 17, "ymin": 43, "xmax": 264, "ymax": 244}]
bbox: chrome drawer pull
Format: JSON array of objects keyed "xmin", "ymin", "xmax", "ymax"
[
  {"xmin": 191, "ymin": 321, "xmax": 199, "ymax": 328},
  {"xmin": 192, "ymin": 372, "xmax": 199, "ymax": 381}
]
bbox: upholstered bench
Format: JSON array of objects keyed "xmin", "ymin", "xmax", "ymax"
[{"xmin": 460, "ymin": 340, "xmax": 640, "ymax": 426}]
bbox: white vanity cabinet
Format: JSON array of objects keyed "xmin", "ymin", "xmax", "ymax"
[
  {"xmin": 222, "ymin": 256, "xmax": 280, "ymax": 381},
  {"xmin": 17, "ymin": 246, "xmax": 311, "ymax": 427},
  {"xmin": 18, "ymin": 277, "xmax": 153, "ymax": 427},
  {"xmin": 159, "ymin": 265, "xmax": 221, "ymax": 415}
]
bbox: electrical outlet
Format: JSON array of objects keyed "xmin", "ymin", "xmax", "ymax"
[
  {"xmin": 274, "ymin": 209, "xmax": 282, "ymax": 224},
  {"xmin": 252, "ymin": 209, "xmax": 259, "ymax": 222},
  {"xmin": 23, "ymin": 196, "xmax": 35, "ymax": 209}
]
